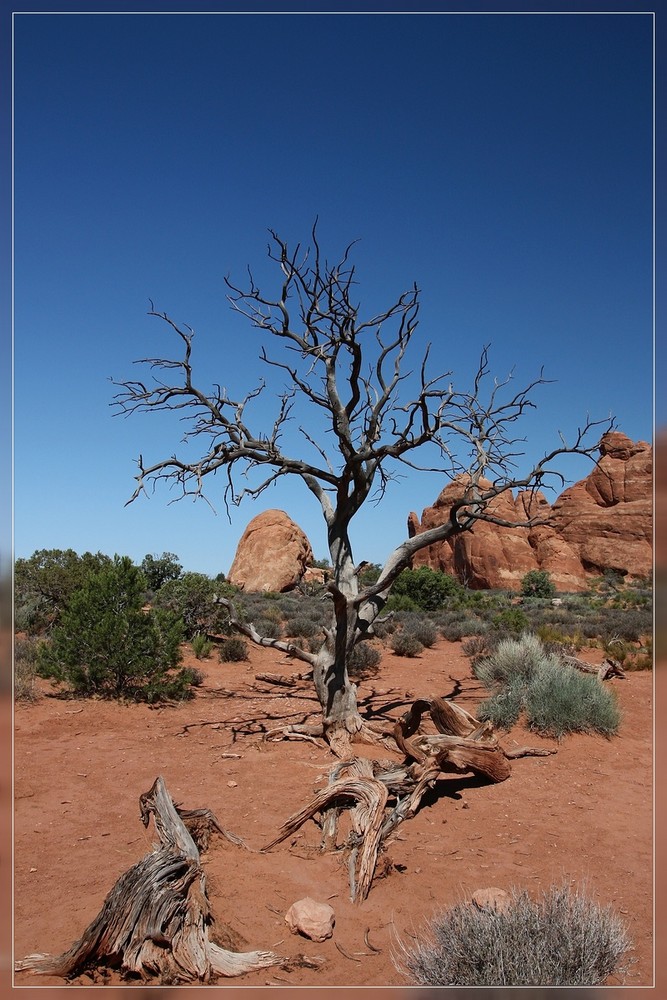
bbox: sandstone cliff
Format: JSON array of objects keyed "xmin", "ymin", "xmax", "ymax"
[{"xmin": 408, "ymin": 431, "xmax": 652, "ymax": 591}]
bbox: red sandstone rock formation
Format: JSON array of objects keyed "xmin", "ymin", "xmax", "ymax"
[
  {"xmin": 409, "ymin": 431, "xmax": 652, "ymax": 591},
  {"xmin": 227, "ymin": 509, "xmax": 314, "ymax": 593}
]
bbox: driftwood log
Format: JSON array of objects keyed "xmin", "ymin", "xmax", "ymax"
[
  {"xmin": 263, "ymin": 697, "xmax": 554, "ymax": 902},
  {"xmin": 16, "ymin": 777, "xmax": 284, "ymax": 984}
]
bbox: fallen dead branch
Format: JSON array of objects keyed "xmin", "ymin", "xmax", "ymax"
[
  {"xmin": 504, "ymin": 746, "xmax": 558, "ymax": 760},
  {"xmin": 562, "ymin": 655, "xmax": 626, "ymax": 680},
  {"xmin": 254, "ymin": 672, "xmax": 299, "ymax": 687},
  {"xmin": 364, "ymin": 927, "xmax": 382, "ymax": 953},
  {"xmin": 16, "ymin": 777, "xmax": 284, "ymax": 984}
]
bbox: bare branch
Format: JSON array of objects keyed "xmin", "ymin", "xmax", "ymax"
[{"xmin": 213, "ymin": 595, "xmax": 317, "ymax": 667}]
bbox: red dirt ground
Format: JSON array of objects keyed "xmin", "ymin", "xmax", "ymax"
[{"xmin": 12, "ymin": 638, "xmax": 653, "ymax": 989}]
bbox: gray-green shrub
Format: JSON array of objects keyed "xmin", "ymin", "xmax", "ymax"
[
  {"xmin": 440, "ymin": 617, "xmax": 487, "ymax": 642},
  {"xmin": 348, "ymin": 642, "xmax": 382, "ymax": 678},
  {"xmin": 395, "ymin": 883, "xmax": 631, "ymax": 987},
  {"xmin": 287, "ymin": 616, "xmax": 321, "ymax": 639},
  {"xmin": 473, "ymin": 633, "xmax": 544, "ymax": 688},
  {"xmin": 218, "ymin": 637, "xmax": 249, "ymax": 662},
  {"xmin": 255, "ymin": 617, "xmax": 283, "ymax": 639},
  {"xmin": 391, "ymin": 632, "xmax": 424, "ymax": 657},
  {"xmin": 473, "ymin": 633, "xmax": 620, "ymax": 738},
  {"xmin": 395, "ymin": 614, "xmax": 438, "ymax": 648},
  {"xmin": 461, "ymin": 633, "xmax": 494, "ymax": 665},
  {"xmin": 524, "ymin": 659, "xmax": 621, "ymax": 738}
]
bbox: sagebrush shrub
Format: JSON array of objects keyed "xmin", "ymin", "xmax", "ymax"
[
  {"xmin": 255, "ymin": 617, "xmax": 283, "ymax": 639},
  {"xmin": 461, "ymin": 633, "xmax": 494, "ymax": 664},
  {"xmin": 473, "ymin": 633, "xmax": 620, "ymax": 738},
  {"xmin": 395, "ymin": 884, "xmax": 631, "ymax": 987},
  {"xmin": 287, "ymin": 616, "xmax": 320, "ymax": 639},
  {"xmin": 407, "ymin": 619, "xmax": 438, "ymax": 648},
  {"xmin": 254, "ymin": 604, "xmax": 283, "ymax": 624},
  {"xmin": 348, "ymin": 642, "xmax": 382, "ymax": 678},
  {"xmin": 477, "ymin": 678, "xmax": 525, "ymax": 730},
  {"xmin": 218, "ymin": 637, "xmax": 249, "ymax": 662},
  {"xmin": 524, "ymin": 660, "xmax": 620, "ymax": 738},
  {"xmin": 391, "ymin": 632, "xmax": 424, "ymax": 657},
  {"xmin": 596, "ymin": 607, "xmax": 652, "ymax": 643},
  {"xmin": 277, "ymin": 596, "xmax": 302, "ymax": 617},
  {"xmin": 439, "ymin": 617, "xmax": 486, "ymax": 642},
  {"xmin": 473, "ymin": 633, "xmax": 545, "ymax": 688},
  {"xmin": 372, "ymin": 617, "xmax": 397, "ymax": 639}
]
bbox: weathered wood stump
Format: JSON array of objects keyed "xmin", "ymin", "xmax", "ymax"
[
  {"xmin": 15, "ymin": 777, "xmax": 284, "ymax": 984},
  {"xmin": 263, "ymin": 697, "xmax": 554, "ymax": 902}
]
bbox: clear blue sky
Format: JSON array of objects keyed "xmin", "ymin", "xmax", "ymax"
[{"xmin": 10, "ymin": 7, "xmax": 655, "ymax": 578}]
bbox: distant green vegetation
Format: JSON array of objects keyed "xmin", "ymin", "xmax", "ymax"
[
  {"xmin": 153, "ymin": 571, "xmax": 230, "ymax": 639},
  {"xmin": 520, "ymin": 569, "xmax": 556, "ymax": 599},
  {"xmin": 140, "ymin": 551, "xmax": 182, "ymax": 593},
  {"xmin": 14, "ymin": 549, "xmax": 651, "ymax": 715},
  {"xmin": 15, "ymin": 548, "xmax": 113, "ymax": 634},
  {"xmin": 387, "ymin": 565, "xmax": 465, "ymax": 612}
]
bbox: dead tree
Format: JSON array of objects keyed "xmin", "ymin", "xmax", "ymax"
[
  {"xmin": 15, "ymin": 777, "xmax": 283, "ymax": 984},
  {"xmin": 112, "ymin": 224, "xmax": 613, "ymax": 753}
]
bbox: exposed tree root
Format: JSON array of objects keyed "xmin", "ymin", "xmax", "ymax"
[
  {"xmin": 263, "ymin": 718, "xmax": 384, "ymax": 758},
  {"xmin": 263, "ymin": 697, "xmax": 555, "ymax": 902},
  {"xmin": 16, "ymin": 777, "xmax": 284, "ymax": 984}
]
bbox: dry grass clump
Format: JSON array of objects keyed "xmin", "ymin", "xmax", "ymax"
[{"xmin": 394, "ymin": 884, "xmax": 632, "ymax": 987}]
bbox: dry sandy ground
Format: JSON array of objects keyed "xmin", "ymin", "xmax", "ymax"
[{"xmin": 11, "ymin": 637, "xmax": 654, "ymax": 991}]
